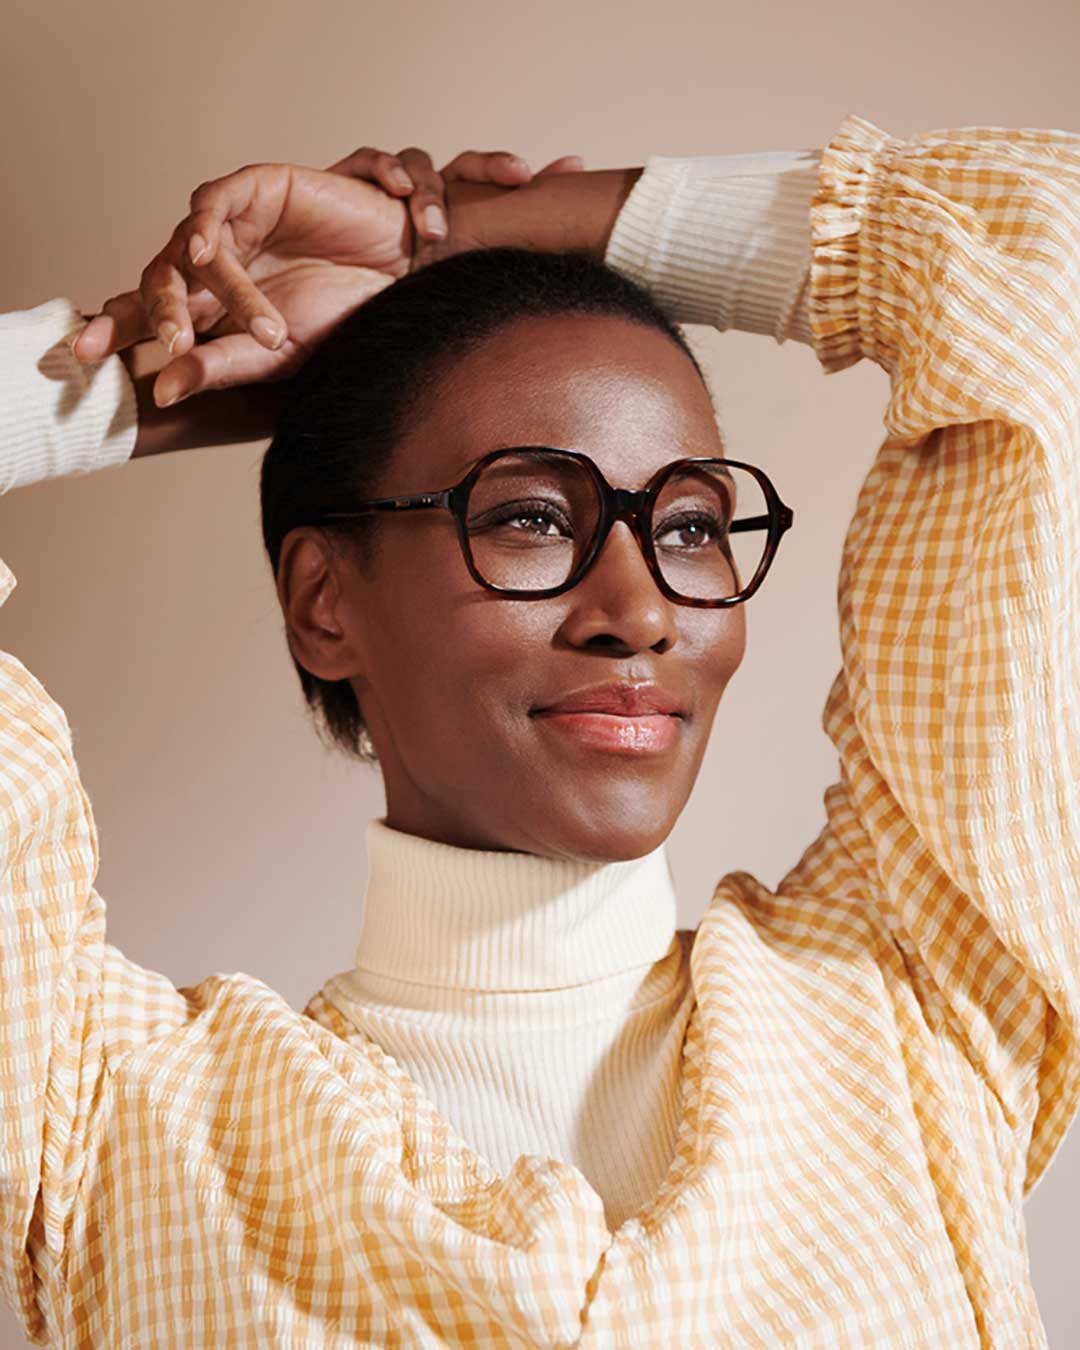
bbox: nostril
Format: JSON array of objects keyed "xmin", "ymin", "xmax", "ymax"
[{"xmin": 584, "ymin": 633, "xmax": 633, "ymax": 651}]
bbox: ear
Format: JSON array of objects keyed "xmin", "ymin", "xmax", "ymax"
[{"xmin": 275, "ymin": 527, "xmax": 369, "ymax": 683}]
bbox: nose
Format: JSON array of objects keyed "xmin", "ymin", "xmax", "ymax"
[{"xmin": 557, "ymin": 520, "xmax": 678, "ymax": 654}]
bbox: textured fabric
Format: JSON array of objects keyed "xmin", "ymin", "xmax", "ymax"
[
  {"xmin": 0, "ymin": 299, "xmax": 136, "ymax": 496},
  {"xmin": 1, "ymin": 110, "xmax": 1078, "ymax": 1346},
  {"xmin": 605, "ymin": 146, "xmax": 821, "ymax": 345},
  {"xmin": 323, "ymin": 820, "xmax": 691, "ymax": 1234}
]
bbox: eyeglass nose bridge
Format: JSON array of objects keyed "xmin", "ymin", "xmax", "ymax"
[
  {"xmin": 586, "ymin": 485, "xmax": 657, "ymax": 574},
  {"xmin": 609, "ymin": 486, "xmax": 648, "ymax": 519},
  {"xmin": 605, "ymin": 484, "xmax": 655, "ymax": 543}
]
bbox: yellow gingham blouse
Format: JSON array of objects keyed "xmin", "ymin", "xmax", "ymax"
[{"xmin": 2, "ymin": 112, "xmax": 1079, "ymax": 1347}]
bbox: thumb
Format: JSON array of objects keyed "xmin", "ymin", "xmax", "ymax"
[{"xmin": 152, "ymin": 332, "xmax": 300, "ymax": 406}]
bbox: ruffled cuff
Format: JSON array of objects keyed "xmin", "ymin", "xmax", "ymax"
[{"xmin": 808, "ymin": 113, "xmax": 904, "ymax": 374}]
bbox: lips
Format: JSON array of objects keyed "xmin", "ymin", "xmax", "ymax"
[
  {"xmin": 531, "ymin": 684, "xmax": 684, "ymax": 755},
  {"xmin": 533, "ymin": 682, "xmax": 684, "ymax": 718}
]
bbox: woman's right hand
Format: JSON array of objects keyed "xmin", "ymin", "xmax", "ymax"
[{"xmin": 73, "ymin": 147, "xmax": 583, "ymax": 409}]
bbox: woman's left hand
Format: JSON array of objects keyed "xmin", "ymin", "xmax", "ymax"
[{"xmin": 73, "ymin": 146, "xmax": 583, "ymax": 407}]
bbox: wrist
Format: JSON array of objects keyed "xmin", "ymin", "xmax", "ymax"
[{"xmin": 413, "ymin": 169, "xmax": 643, "ymax": 271}]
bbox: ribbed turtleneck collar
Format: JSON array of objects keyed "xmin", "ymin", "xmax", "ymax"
[{"xmin": 352, "ymin": 820, "xmax": 679, "ymax": 992}]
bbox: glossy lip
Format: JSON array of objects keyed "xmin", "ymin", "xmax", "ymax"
[
  {"xmin": 534, "ymin": 710, "xmax": 682, "ymax": 754},
  {"xmin": 532, "ymin": 681, "xmax": 685, "ymax": 719}
]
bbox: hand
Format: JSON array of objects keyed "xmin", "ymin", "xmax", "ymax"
[{"xmin": 73, "ymin": 147, "xmax": 583, "ymax": 408}]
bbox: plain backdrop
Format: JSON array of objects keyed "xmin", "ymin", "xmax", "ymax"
[{"xmin": 2, "ymin": 0, "xmax": 1078, "ymax": 1344}]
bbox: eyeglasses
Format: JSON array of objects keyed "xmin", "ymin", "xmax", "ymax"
[{"xmin": 304, "ymin": 446, "xmax": 794, "ymax": 607}]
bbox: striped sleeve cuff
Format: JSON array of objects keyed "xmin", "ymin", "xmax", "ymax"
[
  {"xmin": 603, "ymin": 149, "xmax": 822, "ymax": 347},
  {"xmin": 0, "ymin": 298, "xmax": 137, "ymax": 497}
]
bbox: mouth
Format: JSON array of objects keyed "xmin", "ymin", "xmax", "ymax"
[{"xmin": 530, "ymin": 682, "xmax": 686, "ymax": 755}]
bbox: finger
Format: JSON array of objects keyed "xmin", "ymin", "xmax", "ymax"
[
  {"xmin": 182, "ymin": 209, "xmax": 224, "ymax": 270},
  {"xmin": 152, "ymin": 332, "xmax": 293, "ymax": 406},
  {"xmin": 395, "ymin": 147, "xmax": 448, "ymax": 241},
  {"xmin": 440, "ymin": 150, "xmax": 533, "ymax": 185},
  {"xmin": 71, "ymin": 314, "xmax": 114, "ymax": 363},
  {"xmin": 535, "ymin": 155, "xmax": 585, "ymax": 176},
  {"xmin": 188, "ymin": 246, "xmax": 288, "ymax": 351},
  {"xmin": 139, "ymin": 248, "xmax": 198, "ymax": 357},
  {"xmin": 325, "ymin": 144, "xmax": 414, "ymax": 195},
  {"xmin": 71, "ymin": 291, "xmax": 151, "ymax": 362},
  {"xmin": 185, "ymin": 164, "xmax": 287, "ymax": 267}
]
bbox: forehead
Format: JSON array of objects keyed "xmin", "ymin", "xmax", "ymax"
[{"xmin": 392, "ymin": 312, "xmax": 723, "ymax": 491}]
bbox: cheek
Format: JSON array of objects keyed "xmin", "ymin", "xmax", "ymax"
[
  {"xmin": 684, "ymin": 606, "xmax": 746, "ymax": 698},
  {"xmin": 357, "ymin": 559, "xmax": 549, "ymax": 757}
]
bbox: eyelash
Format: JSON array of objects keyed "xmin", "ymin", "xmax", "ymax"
[{"xmin": 476, "ymin": 502, "xmax": 727, "ymax": 546}]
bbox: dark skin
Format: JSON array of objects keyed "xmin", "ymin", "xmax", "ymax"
[{"xmin": 276, "ymin": 311, "xmax": 746, "ymax": 862}]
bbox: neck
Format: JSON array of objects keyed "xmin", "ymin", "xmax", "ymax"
[{"xmin": 352, "ymin": 818, "xmax": 680, "ymax": 991}]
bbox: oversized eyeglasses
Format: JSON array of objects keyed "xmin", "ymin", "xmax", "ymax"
[{"xmin": 304, "ymin": 446, "xmax": 794, "ymax": 607}]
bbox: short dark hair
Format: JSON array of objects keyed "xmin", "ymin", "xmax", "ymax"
[{"xmin": 259, "ymin": 245, "xmax": 708, "ymax": 763}]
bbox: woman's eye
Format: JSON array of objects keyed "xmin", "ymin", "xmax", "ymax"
[
  {"xmin": 654, "ymin": 514, "xmax": 723, "ymax": 550},
  {"xmin": 479, "ymin": 500, "xmax": 574, "ymax": 538},
  {"xmin": 508, "ymin": 513, "xmax": 564, "ymax": 536}
]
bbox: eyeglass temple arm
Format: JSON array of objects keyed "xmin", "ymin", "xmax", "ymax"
[
  {"xmin": 313, "ymin": 490, "xmax": 452, "ymax": 522},
  {"xmin": 730, "ymin": 506, "xmax": 793, "ymax": 533}
]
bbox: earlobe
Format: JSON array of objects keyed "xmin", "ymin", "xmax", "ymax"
[{"xmin": 276, "ymin": 528, "xmax": 367, "ymax": 683}]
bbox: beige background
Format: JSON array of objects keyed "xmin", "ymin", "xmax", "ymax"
[{"xmin": 2, "ymin": 0, "xmax": 1078, "ymax": 1343}]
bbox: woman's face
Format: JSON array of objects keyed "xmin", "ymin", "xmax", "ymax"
[{"xmin": 289, "ymin": 312, "xmax": 746, "ymax": 862}]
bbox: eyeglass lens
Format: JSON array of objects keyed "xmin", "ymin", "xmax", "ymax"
[{"xmin": 463, "ymin": 451, "xmax": 770, "ymax": 600}]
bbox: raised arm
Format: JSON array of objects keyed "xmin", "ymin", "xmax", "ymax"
[
  {"xmin": 0, "ymin": 300, "xmax": 145, "ymax": 1340},
  {"xmin": 795, "ymin": 115, "xmax": 1080, "ymax": 1198},
  {"xmin": 0, "ymin": 155, "xmax": 427, "ymax": 1335}
]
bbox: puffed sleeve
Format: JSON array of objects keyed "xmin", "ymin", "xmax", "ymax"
[
  {"xmin": 0, "ymin": 301, "xmax": 187, "ymax": 1343},
  {"xmin": 807, "ymin": 115, "xmax": 1080, "ymax": 1194},
  {"xmin": 612, "ymin": 114, "xmax": 1080, "ymax": 1195}
]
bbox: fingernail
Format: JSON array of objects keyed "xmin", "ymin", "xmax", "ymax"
[
  {"xmin": 158, "ymin": 389, "xmax": 187, "ymax": 408},
  {"xmin": 423, "ymin": 205, "xmax": 447, "ymax": 238},
  {"xmin": 251, "ymin": 316, "xmax": 283, "ymax": 349},
  {"xmin": 508, "ymin": 156, "xmax": 530, "ymax": 173},
  {"xmin": 189, "ymin": 233, "xmax": 209, "ymax": 265},
  {"xmin": 391, "ymin": 168, "xmax": 413, "ymax": 192},
  {"xmin": 158, "ymin": 321, "xmax": 181, "ymax": 354}
]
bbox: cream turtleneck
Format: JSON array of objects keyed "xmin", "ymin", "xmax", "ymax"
[{"xmin": 320, "ymin": 821, "xmax": 695, "ymax": 1232}]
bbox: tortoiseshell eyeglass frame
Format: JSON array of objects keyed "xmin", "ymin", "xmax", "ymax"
[{"xmin": 302, "ymin": 445, "xmax": 794, "ymax": 608}]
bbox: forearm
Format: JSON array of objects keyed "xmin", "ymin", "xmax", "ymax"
[
  {"xmin": 438, "ymin": 168, "xmax": 643, "ymax": 263},
  {"xmin": 440, "ymin": 152, "xmax": 821, "ymax": 347}
]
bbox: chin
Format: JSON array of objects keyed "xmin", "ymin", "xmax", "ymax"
[{"xmin": 539, "ymin": 797, "xmax": 680, "ymax": 864}]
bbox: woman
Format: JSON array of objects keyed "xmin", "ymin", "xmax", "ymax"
[{"xmin": 1, "ymin": 113, "xmax": 1078, "ymax": 1346}]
